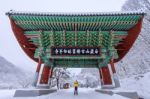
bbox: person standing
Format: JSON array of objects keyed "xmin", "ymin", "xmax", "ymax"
[{"xmin": 74, "ymin": 80, "xmax": 79, "ymax": 95}]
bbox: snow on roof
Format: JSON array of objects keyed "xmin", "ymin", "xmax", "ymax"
[{"xmin": 6, "ymin": 10, "xmax": 146, "ymax": 16}]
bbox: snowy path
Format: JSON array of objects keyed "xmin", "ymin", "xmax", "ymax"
[
  {"xmin": 46, "ymin": 88, "xmax": 129, "ymax": 99},
  {"xmin": 0, "ymin": 88, "xmax": 129, "ymax": 99}
]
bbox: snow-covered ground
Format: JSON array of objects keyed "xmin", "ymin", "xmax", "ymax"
[
  {"xmin": 120, "ymin": 72, "xmax": 150, "ymax": 99},
  {"xmin": 0, "ymin": 88, "xmax": 129, "ymax": 99}
]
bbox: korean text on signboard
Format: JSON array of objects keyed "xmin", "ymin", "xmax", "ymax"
[{"xmin": 51, "ymin": 47, "xmax": 100, "ymax": 56}]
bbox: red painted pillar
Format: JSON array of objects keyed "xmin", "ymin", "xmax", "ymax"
[
  {"xmin": 110, "ymin": 60, "xmax": 116, "ymax": 74},
  {"xmin": 49, "ymin": 68, "xmax": 53, "ymax": 78},
  {"xmin": 99, "ymin": 69, "xmax": 102, "ymax": 80},
  {"xmin": 40, "ymin": 66, "xmax": 53, "ymax": 84},
  {"xmin": 40, "ymin": 66, "xmax": 50, "ymax": 84},
  {"xmin": 100, "ymin": 66, "xmax": 112, "ymax": 85},
  {"xmin": 36, "ymin": 58, "xmax": 42, "ymax": 73}
]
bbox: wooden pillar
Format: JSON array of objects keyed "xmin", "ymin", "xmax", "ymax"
[
  {"xmin": 40, "ymin": 65, "xmax": 51, "ymax": 84},
  {"xmin": 110, "ymin": 59, "xmax": 116, "ymax": 73},
  {"xmin": 100, "ymin": 66, "xmax": 112, "ymax": 85},
  {"xmin": 99, "ymin": 69, "xmax": 102, "ymax": 80},
  {"xmin": 49, "ymin": 68, "xmax": 53, "ymax": 78}
]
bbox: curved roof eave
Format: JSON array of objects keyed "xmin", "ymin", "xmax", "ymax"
[
  {"xmin": 6, "ymin": 11, "xmax": 145, "ymax": 63},
  {"xmin": 6, "ymin": 10, "xmax": 146, "ymax": 16}
]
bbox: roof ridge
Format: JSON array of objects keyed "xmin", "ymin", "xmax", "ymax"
[{"xmin": 6, "ymin": 10, "xmax": 146, "ymax": 16}]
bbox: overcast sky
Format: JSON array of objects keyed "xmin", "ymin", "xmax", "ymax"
[{"xmin": 0, "ymin": 0, "xmax": 126, "ymax": 73}]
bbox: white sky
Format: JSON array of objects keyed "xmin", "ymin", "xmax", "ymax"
[{"xmin": 0, "ymin": 0, "xmax": 126, "ymax": 73}]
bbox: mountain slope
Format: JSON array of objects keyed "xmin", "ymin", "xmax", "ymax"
[
  {"xmin": 116, "ymin": 1, "xmax": 150, "ymax": 98},
  {"xmin": 0, "ymin": 56, "xmax": 33, "ymax": 89},
  {"xmin": 116, "ymin": 0, "xmax": 150, "ymax": 78}
]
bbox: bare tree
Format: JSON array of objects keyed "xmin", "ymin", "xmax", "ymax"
[
  {"xmin": 53, "ymin": 68, "xmax": 69, "ymax": 89},
  {"xmin": 19, "ymin": 78, "xmax": 32, "ymax": 88}
]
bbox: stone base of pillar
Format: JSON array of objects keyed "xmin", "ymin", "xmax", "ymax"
[
  {"xmin": 95, "ymin": 89, "xmax": 139, "ymax": 99},
  {"xmin": 36, "ymin": 84, "xmax": 50, "ymax": 89},
  {"xmin": 14, "ymin": 89, "xmax": 57, "ymax": 97},
  {"xmin": 101, "ymin": 85, "xmax": 115, "ymax": 89}
]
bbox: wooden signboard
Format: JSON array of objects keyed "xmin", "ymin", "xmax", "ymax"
[{"xmin": 51, "ymin": 47, "xmax": 100, "ymax": 56}]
